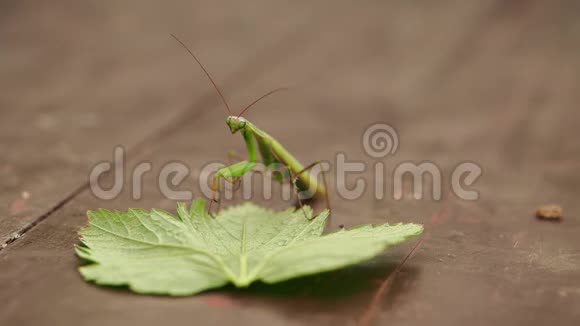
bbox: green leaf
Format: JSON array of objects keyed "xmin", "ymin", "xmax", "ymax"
[{"xmin": 77, "ymin": 199, "xmax": 423, "ymax": 296}]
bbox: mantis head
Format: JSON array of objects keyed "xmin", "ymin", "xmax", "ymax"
[{"xmin": 226, "ymin": 116, "xmax": 247, "ymax": 134}]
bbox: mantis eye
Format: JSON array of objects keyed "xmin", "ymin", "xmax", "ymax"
[{"xmin": 239, "ymin": 121, "xmax": 246, "ymax": 128}]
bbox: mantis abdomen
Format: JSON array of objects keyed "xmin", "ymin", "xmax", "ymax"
[{"xmin": 251, "ymin": 124, "xmax": 327, "ymax": 198}]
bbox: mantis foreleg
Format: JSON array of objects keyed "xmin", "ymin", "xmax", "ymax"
[
  {"xmin": 208, "ymin": 160, "xmax": 256, "ymax": 215},
  {"xmin": 208, "ymin": 128, "xmax": 258, "ymax": 215}
]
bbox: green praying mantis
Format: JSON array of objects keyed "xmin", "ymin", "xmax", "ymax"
[{"xmin": 171, "ymin": 35, "xmax": 330, "ymax": 217}]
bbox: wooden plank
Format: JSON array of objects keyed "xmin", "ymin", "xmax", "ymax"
[{"xmin": 2, "ymin": 0, "xmax": 579, "ymax": 325}]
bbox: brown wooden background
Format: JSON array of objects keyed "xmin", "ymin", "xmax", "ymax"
[{"xmin": 1, "ymin": 1, "xmax": 579, "ymax": 325}]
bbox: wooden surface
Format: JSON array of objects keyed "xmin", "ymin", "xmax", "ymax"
[{"xmin": 1, "ymin": 1, "xmax": 579, "ymax": 325}]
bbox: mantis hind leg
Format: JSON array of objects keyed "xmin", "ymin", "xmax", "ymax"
[
  {"xmin": 262, "ymin": 140, "xmax": 331, "ymax": 220},
  {"xmin": 283, "ymin": 168, "xmax": 313, "ymax": 220},
  {"xmin": 291, "ymin": 161, "xmax": 331, "ymax": 220}
]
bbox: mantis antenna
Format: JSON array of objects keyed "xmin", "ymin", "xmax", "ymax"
[
  {"xmin": 171, "ymin": 34, "xmax": 288, "ymax": 118},
  {"xmin": 237, "ymin": 87, "xmax": 288, "ymax": 117},
  {"xmin": 170, "ymin": 34, "xmax": 232, "ymax": 115}
]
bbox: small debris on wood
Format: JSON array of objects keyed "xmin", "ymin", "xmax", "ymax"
[
  {"xmin": 21, "ymin": 191, "xmax": 30, "ymax": 199},
  {"xmin": 536, "ymin": 204, "xmax": 563, "ymax": 220},
  {"xmin": 8, "ymin": 232, "xmax": 22, "ymax": 241}
]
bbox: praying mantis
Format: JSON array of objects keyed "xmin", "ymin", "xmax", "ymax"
[{"xmin": 171, "ymin": 35, "xmax": 330, "ymax": 217}]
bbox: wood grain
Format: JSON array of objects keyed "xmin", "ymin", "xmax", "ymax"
[{"xmin": 1, "ymin": 1, "xmax": 579, "ymax": 325}]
